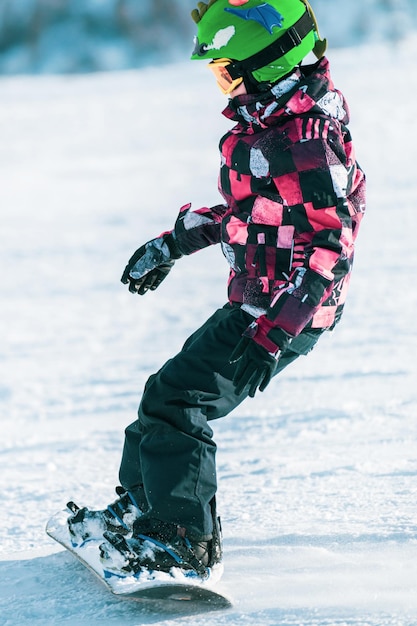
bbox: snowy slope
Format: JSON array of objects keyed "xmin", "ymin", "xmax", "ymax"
[{"xmin": 1, "ymin": 37, "xmax": 417, "ymax": 625}]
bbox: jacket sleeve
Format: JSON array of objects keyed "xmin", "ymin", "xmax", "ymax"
[
  {"xmin": 171, "ymin": 202, "xmax": 228, "ymax": 255},
  {"xmin": 250, "ymin": 127, "xmax": 365, "ymax": 354}
]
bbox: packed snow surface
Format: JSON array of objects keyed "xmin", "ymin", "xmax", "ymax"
[{"xmin": 1, "ymin": 38, "xmax": 417, "ymax": 625}]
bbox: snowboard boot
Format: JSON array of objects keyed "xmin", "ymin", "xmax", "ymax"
[
  {"xmin": 99, "ymin": 499, "xmax": 222, "ymax": 578},
  {"xmin": 67, "ymin": 485, "xmax": 147, "ymax": 544}
]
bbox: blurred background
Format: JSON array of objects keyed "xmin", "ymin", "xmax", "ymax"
[{"xmin": 0, "ymin": 0, "xmax": 416, "ymax": 75}]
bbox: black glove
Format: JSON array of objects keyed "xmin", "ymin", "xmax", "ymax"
[
  {"xmin": 230, "ymin": 336, "xmax": 278, "ymax": 398},
  {"xmin": 121, "ymin": 233, "xmax": 182, "ymax": 295}
]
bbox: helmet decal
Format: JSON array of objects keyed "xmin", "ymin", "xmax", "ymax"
[
  {"xmin": 205, "ymin": 25, "xmax": 236, "ymax": 52},
  {"xmin": 224, "ymin": 3, "xmax": 284, "ymax": 34}
]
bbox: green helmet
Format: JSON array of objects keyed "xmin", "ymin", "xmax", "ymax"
[{"xmin": 191, "ymin": 0, "xmax": 326, "ymax": 84}]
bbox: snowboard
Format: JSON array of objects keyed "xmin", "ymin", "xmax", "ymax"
[{"xmin": 46, "ymin": 508, "xmax": 232, "ymax": 612}]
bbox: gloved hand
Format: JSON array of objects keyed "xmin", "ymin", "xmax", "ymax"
[
  {"xmin": 121, "ymin": 233, "xmax": 182, "ymax": 295},
  {"xmin": 229, "ymin": 336, "xmax": 278, "ymax": 398}
]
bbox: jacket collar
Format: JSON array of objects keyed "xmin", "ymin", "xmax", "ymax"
[{"xmin": 222, "ymin": 57, "xmax": 349, "ymax": 131}]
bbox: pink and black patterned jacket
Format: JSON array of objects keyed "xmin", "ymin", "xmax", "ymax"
[{"xmin": 172, "ymin": 58, "xmax": 366, "ymax": 354}]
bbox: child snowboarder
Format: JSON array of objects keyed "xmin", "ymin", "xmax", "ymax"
[{"xmin": 66, "ymin": 0, "xmax": 366, "ymax": 580}]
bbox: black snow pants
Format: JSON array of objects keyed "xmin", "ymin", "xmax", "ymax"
[{"xmin": 118, "ymin": 303, "xmax": 322, "ymax": 539}]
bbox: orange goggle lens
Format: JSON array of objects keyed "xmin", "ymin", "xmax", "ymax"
[{"xmin": 208, "ymin": 58, "xmax": 243, "ymax": 94}]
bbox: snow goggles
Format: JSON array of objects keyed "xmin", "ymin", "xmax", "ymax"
[{"xmin": 208, "ymin": 58, "xmax": 244, "ymax": 94}]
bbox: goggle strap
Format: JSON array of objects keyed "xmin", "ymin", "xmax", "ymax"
[
  {"xmin": 300, "ymin": 0, "xmax": 328, "ymax": 58},
  {"xmin": 227, "ymin": 10, "xmax": 316, "ymax": 80}
]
